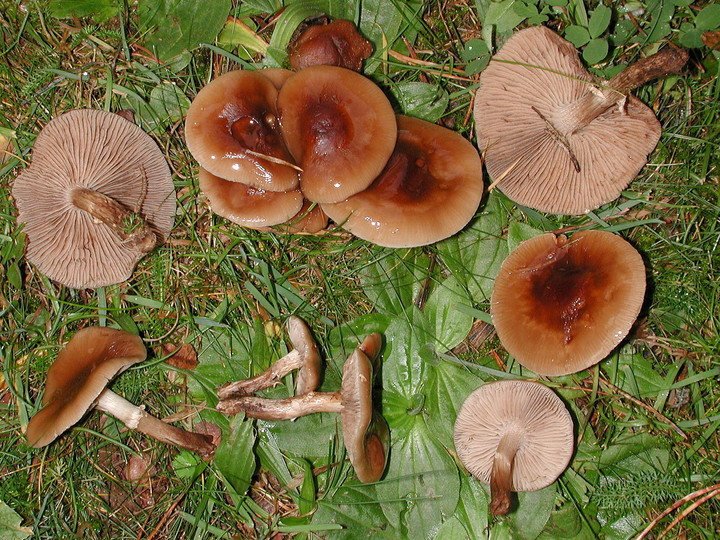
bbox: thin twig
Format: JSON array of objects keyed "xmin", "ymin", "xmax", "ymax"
[{"xmin": 636, "ymin": 483, "xmax": 720, "ymax": 539}]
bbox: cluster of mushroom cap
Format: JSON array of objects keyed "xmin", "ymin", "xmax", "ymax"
[
  {"xmin": 25, "ymin": 327, "xmax": 215, "ymax": 458},
  {"xmin": 217, "ymin": 316, "xmax": 388, "ymax": 483},
  {"xmin": 185, "ymin": 18, "xmax": 484, "ymax": 248},
  {"xmin": 475, "ymin": 26, "xmax": 688, "ymax": 215},
  {"xmin": 12, "ymin": 109, "xmax": 175, "ymax": 289}
]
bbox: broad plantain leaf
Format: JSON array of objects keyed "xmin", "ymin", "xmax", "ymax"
[
  {"xmin": 0, "ymin": 500, "xmax": 32, "ymax": 540},
  {"xmin": 424, "ymin": 275, "xmax": 474, "ymax": 351},
  {"xmin": 214, "ymin": 415, "xmax": 257, "ymax": 496}
]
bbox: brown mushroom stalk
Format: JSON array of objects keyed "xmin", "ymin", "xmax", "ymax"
[
  {"xmin": 94, "ymin": 390, "xmax": 214, "ymax": 457},
  {"xmin": 217, "ymin": 316, "xmax": 321, "ymax": 399},
  {"xmin": 217, "ymin": 390, "xmax": 343, "ymax": 419},
  {"xmin": 559, "ymin": 47, "xmax": 689, "ymax": 134},
  {"xmin": 489, "ymin": 430, "xmax": 524, "ymax": 515},
  {"xmin": 71, "ymin": 187, "xmax": 157, "ymax": 252}
]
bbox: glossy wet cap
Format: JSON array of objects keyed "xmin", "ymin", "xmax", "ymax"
[
  {"xmin": 185, "ymin": 70, "xmax": 299, "ymax": 191},
  {"xmin": 454, "ymin": 380, "xmax": 574, "ymax": 491},
  {"xmin": 277, "ymin": 65, "xmax": 397, "ymax": 203},
  {"xmin": 322, "ymin": 115, "xmax": 484, "ymax": 247},
  {"xmin": 25, "ymin": 327, "xmax": 147, "ymax": 447},
  {"xmin": 475, "ymin": 26, "xmax": 661, "ymax": 214},
  {"xmin": 12, "ymin": 109, "xmax": 175, "ymax": 289},
  {"xmin": 199, "ymin": 167, "xmax": 304, "ymax": 228},
  {"xmin": 491, "ymin": 230, "xmax": 646, "ymax": 375},
  {"xmin": 289, "ymin": 19, "xmax": 373, "ymax": 72}
]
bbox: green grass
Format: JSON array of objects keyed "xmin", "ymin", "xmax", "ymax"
[{"xmin": 1, "ymin": 0, "xmax": 719, "ymax": 538}]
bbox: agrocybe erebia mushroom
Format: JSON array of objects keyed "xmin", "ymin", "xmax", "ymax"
[
  {"xmin": 491, "ymin": 230, "xmax": 646, "ymax": 376},
  {"xmin": 454, "ymin": 380, "xmax": 574, "ymax": 515},
  {"xmin": 474, "ymin": 26, "xmax": 688, "ymax": 214},
  {"xmin": 12, "ymin": 109, "xmax": 175, "ymax": 288},
  {"xmin": 26, "ymin": 327, "xmax": 215, "ymax": 458},
  {"xmin": 218, "ymin": 332, "xmax": 388, "ymax": 483}
]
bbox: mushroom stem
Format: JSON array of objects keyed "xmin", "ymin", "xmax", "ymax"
[
  {"xmin": 489, "ymin": 430, "xmax": 524, "ymax": 515},
  {"xmin": 95, "ymin": 389, "xmax": 215, "ymax": 458},
  {"xmin": 562, "ymin": 47, "xmax": 688, "ymax": 135},
  {"xmin": 71, "ymin": 187, "xmax": 157, "ymax": 253},
  {"xmin": 217, "ymin": 349, "xmax": 303, "ymax": 399},
  {"xmin": 217, "ymin": 391, "xmax": 343, "ymax": 419}
]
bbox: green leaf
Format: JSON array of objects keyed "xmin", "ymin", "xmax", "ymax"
[
  {"xmin": 375, "ymin": 418, "xmax": 460, "ymax": 539},
  {"xmin": 461, "ymin": 38, "xmax": 490, "ymax": 61},
  {"xmin": 506, "ymin": 484, "xmax": 557, "ymax": 540},
  {"xmin": 381, "ymin": 309, "xmax": 432, "ymax": 398},
  {"xmin": 49, "ymin": 0, "xmax": 120, "ymax": 21},
  {"xmin": 214, "ymin": 415, "xmax": 256, "ymax": 496},
  {"xmin": 603, "ymin": 352, "xmax": 666, "ymax": 400},
  {"xmin": 312, "ymin": 483, "xmax": 399, "ymax": 538},
  {"xmin": 679, "ymin": 26, "xmax": 705, "ymax": 49},
  {"xmin": 5, "ymin": 262, "xmax": 21, "ymax": 289},
  {"xmin": 0, "ymin": 500, "xmax": 32, "ymax": 540},
  {"xmin": 507, "ymin": 221, "xmax": 542, "ymax": 252},
  {"xmin": 390, "ymin": 81, "xmax": 449, "ymax": 123},
  {"xmin": 465, "ymin": 55, "xmax": 491, "ymax": 75},
  {"xmin": 538, "ymin": 501, "xmax": 585, "ymax": 539},
  {"xmin": 588, "ymin": 4, "xmax": 612, "ymax": 39},
  {"xmin": 582, "ymin": 38, "xmax": 609, "ymax": 64},
  {"xmin": 484, "ymin": 0, "xmax": 527, "ymax": 35},
  {"xmin": 217, "ymin": 17, "xmax": 268, "ymax": 56},
  {"xmin": 120, "ymin": 82, "xmax": 190, "ymax": 133},
  {"xmin": 451, "ymin": 475, "xmax": 489, "ymax": 537},
  {"xmin": 437, "ymin": 191, "xmax": 510, "ymax": 302},
  {"xmin": 137, "ymin": 0, "xmax": 231, "ymax": 61},
  {"xmin": 564, "ymin": 25, "xmax": 591, "ymax": 47},
  {"xmin": 424, "ymin": 275, "xmax": 474, "ymax": 351},
  {"xmin": 697, "ymin": 4, "xmax": 720, "ymax": 31}
]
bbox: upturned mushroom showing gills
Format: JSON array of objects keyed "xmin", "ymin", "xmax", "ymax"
[
  {"xmin": 288, "ymin": 19, "xmax": 373, "ymax": 72},
  {"xmin": 474, "ymin": 26, "xmax": 688, "ymax": 215},
  {"xmin": 277, "ymin": 65, "xmax": 397, "ymax": 203},
  {"xmin": 454, "ymin": 380, "xmax": 574, "ymax": 515},
  {"xmin": 218, "ymin": 333, "xmax": 388, "ymax": 483},
  {"xmin": 184, "ymin": 69, "xmax": 299, "ymax": 191},
  {"xmin": 217, "ymin": 316, "xmax": 322, "ymax": 399},
  {"xmin": 26, "ymin": 327, "xmax": 215, "ymax": 458},
  {"xmin": 491, "ymin": 230, "xmax": 646, "ymax": 376},
  {"xmin": 321, "ymin": 115, "xmax": 484, "ymax": 247},
  {"xmin": 12, "ymin": 109, "xmax": 175, "ymax": 289}
]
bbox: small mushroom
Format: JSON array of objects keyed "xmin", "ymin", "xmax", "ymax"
[
  {"xmin": 454, "ymin": 380, "xmax": 574, "ymax": 515},
  {"xmin": 474, "ymin": 26, "xmax": 688, "ymax": 214},
  {"xmin": 218, "ymin": 333, "xmax": 388, "ymax": 482},
  {"xmin": 288, "ymin": 19, "xmax": 373, "ymax": 72},
  {"xmin": 25, "ymin": 327, "xmax": 215, "ymax": 457},
  {"xmin": 491, "ymin": 230, "xmax": 646, "ymax": 376},
  {"xmin": 198, "ymin": 167, "xmax": 304, "ymax": 229},
  {"xmin": 321, "ymin": 115, "xmax": 485, "ymax": 247},
  {"xmin": 277, "ymin": 65, "xmax": 397, "ymax": 203},
  {"xmin": 12, "ymin": 109, "xmax": 175, "ymax": 289},
  {"xmin": 217, "ymin": 316, "xmax": 322, "ymax": 399},
  {"xmin": 184, "ymin": 69, "xmax": 299, "ymax": 191}
]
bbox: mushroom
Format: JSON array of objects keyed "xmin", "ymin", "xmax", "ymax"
[
  {"xmin": 474, "ymin": 26, "xmax": 688, "ymax": 214},
  {"xmin": 491, "ymin": 229, "xmax": 646, "ymax": 376},
  {"xmin": 321, "ymin": 115, "xmax": 485, "ymax": 247},
  {"xmin": 12, "ymin": 109, "xmax": 175, "ymax": 289},
  {"xmin": 288, "ymin": 19, "xmax": 373, "ymax": 72},
  {"xmin": 25, "ymin": 327, "xmax": 215, "ymax": 457},
  {"xmin": 454, "ymin": 380, "xmax": 574, "ymax": 515},
  {"xmin": 277, "ymin": 65, "xmax": 397, "ymax": 203},
  {"xmin": 198, "ymin": 167, "xmax": 304, "ymax": 229},
  {"xmin": 273, "ymin": 200, "xmax": 329, "ymax": 234},
  {"xmin": 217, "ymin": 333, "xmax": 388, "ymax": 482},
  {"xmin": 184, "ymin": 69, "xmax": 299, "ymax": 191},
  {"xmin": 217, "ymin": 315, "xmax": 322, "ymax": 399}
]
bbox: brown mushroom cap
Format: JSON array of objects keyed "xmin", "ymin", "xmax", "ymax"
[
  {"xmin": 198, "ymin": 167, "xmax": 304, "ymax": 228},
  {"xmin": 25, "ymin": 327, "xmax": 146, "ymax": 447},
  {"xmin": 271, "ymin": 200, "xmax": 329, "ymax": 234},
  {"xmin": 12, "ymin": 109, "xmax": 175, "ymax": 289},
  {"xmin": 474, "ymin": 26, "xmax": 686, "ymax": 215},
  {"xmin": 454, "ymin": 380, "xmax": 574, "ymax": 514},
  {"xmin": 277, "ymin": 65, "xmax": 397, "ymax": 203},
  {"xmin": 184, "ymin": 70, "xmax": 299, "ymax": 191},
  {"xmin": 321, "ymin": 115, "xmax": 484, "ymax": 247},
  {"xmin": 288, "ymin": 19, "xmax": 373, "ymax": 72},
  {"xmin": 491, "ymin": 230, "xmax": 646, "ymax": 376}
]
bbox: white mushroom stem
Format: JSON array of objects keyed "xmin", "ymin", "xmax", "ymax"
[
  {"xmin": 71, "ymin": 187, "xmax": 157, "ymax": 253},
  {"xmin": 489, "ymin": 430, "xmax": 524, "ymax": 516},
  {"xmin": 217, "ymin": 390, "xmax": 343, "ymax": 420},
  {"xmin": 217, "ymin": 349, "xmax": 303, "ymax": 399},
  {"xmin": 558, "ymin": 46, "xmax": 689, "ymax": 135},
  {"xmin": 95, "ymin": 389, "xmax": 215, "ymax": 458}
]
